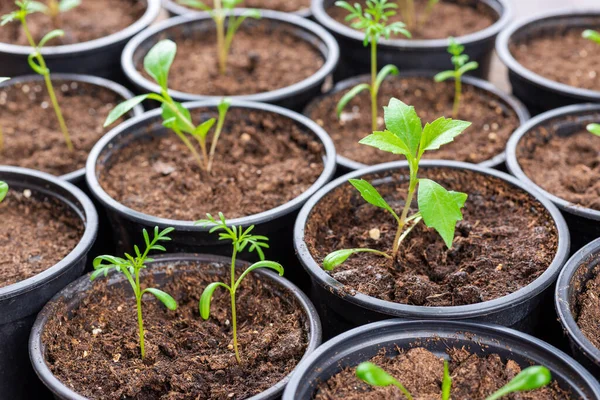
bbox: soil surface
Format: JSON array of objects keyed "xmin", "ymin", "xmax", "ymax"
[
  {"xmin": 176, "ymin": 0, "xmax": 311, "ymax": 13},
  {"xmin": 151, "ymin": 23, "xmax": 323, "ymax": 96},
  {"xmin": 511, "ymin": 28, "xmax": 600, "ymax": 91},
  {"xmin": 307, "ymin": 76, "xmax": 520, "ymax": 165},
  {"xmin": 575, "ymin": 262, "xmax": 600, "ymax": 351},
  {"xmin": 0, "ymin": 187, "xmax": 83, "ymax": 288},
  {"xmin": 0, "ymin": 0, "xmax": 145, "ymax": 46},
  {"xmin": 99, "ymin": 108, "xmax": 324, "ymax": 220},
  {"xmin": 305, "ymin": 168, "xmax": 558, "ymax": 306},
  {"xmin": 327, "ymin": 0, "xmax": 495, "ymax": 40},
  {"xmin": 517, "ymin": 122, "xmax": 600, "ymax": 211},
  {"xmin": 0, "ymin": 79, "xmax": 129, "ymax": 176},
  {"xmin": 314, "ymin": 347, "xmax": 571, "ymax": 399},
  {"xmin": 43, "ymin": 261, "xmax": 309, "ymax": 400}
]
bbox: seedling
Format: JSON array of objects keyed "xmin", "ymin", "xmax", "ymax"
[
  {"xmin": 177, "ymin": 0, "xmax": 260, "ymax": 75},
  {"xmin": 399, "ymin": 0, "xmax": 438, "ymax": 31},
  {"xmin": 1, "ymin": 1, "xmax": 73, "ymax": 151},
  {"xmin": 90, "ymin": 227, "xmax": 178, "ymax": 359},
  {"xmin": 0, "ymin": 181, "xmax": 8, "ymax": 203},
  {"xmin": 336, "ymin": 0, "xmax": 410, "ymax": 131},
  {"xmin": 356, "ymin": 361, "xmax": 551, "ymax": 399},
  {"xmin": 324, "ymin": 98, "xmax": 471, "ymax": 270},
  {"xmin": 0, "ymin": 77, "xmax": 8, "ymax": 152},
  {"xmin": 195, "ymin": 212, "xmax": 283, "ymax": 364},
  {"xmin": 588, "ymin": 124, "xmax": 600, "ymax": 136},
  {"xmin": 583, "ymin": 29, "xmax": 600, "ymax": 45},
  {"xmin": 434, "ymin": 37, "xmax": 479, "ymax": 118},
  {"xmin": 28, "ymin": 0, "xmax": 80, "ymax": 27},
  {"xmin": 105, "ymin": 40, "xmax": 231, "ymax": 172}
]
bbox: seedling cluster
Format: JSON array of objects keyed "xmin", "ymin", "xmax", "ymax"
[{"xmin": 356, "ymin": 361, "xmax": 552, "ymax": 399}]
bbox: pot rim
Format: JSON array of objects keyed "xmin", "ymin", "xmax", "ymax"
[
  {"xmin": 29, "ymin": 252, "xmax": 322, "ymax": 400},
  {"xmin": 505, "ymin": 102, "xmax": 600, "ymax": 221},
  {"xmin": 0, "ymin": 0, "xmax": 161, "ymax": 56},
  {"xmin": 496, "ymin": 8, "xmax": 600, "ymax": 101},
  {"xmin": 0, "ymin": 166, "xmax": 98, "ymax": 301},
  {"xmin": 303, "ymin": 70, "xmax": 530, "ymax": 171},
  {"xmin": 85, "ymin": 99, "xmax": 337, "ymax": 230},
  {"xmin": 293, "ymin": 160, "xmax": 570, "ymax": 319},
  {"xmin": 161, "ymin": 0, "xmax": 312, "ymax": 18},
  {"xmin": 311, "ymin": 0, "xmax": 512, "ymax": 48}
]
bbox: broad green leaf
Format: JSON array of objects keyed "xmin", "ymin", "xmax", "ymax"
[
  {"xmin": 323, "ymin": 248, "xmax": 390, "ymax": 270},
  {"xmin": 486, "ymin": 366, "xmax": 551, "ymax": 400},
  {"xmin": 374, "ymin": 64, "xmax": 398, "ymax": 93},
  {"xmin": 359, "ymin": 130, "xmax": 411, "ymax": 158},
  {"xmin": 384, "ymin": 98, "xmax": 422, "ymax": 156},
  {"xmin": 441, "ymin": 360, "xmax": 451, "ymax": 400},
  {"xmin": 192, "ymin": 118, "xmax": 216, "ymax": 140},
  {"xmin": 417, "ymin": 179, "xmax": 467, "ymax": 248},
  {"xmin": 583, "ymin": 29, "xmax": 600, "ymax": 45},
  {"xmin": 161, "ymin": 101, "xmax": 193, "ymax": 134},
  {"xmin": 434, "ymin": 70, "xmax": 455, "ymax": 82},
  {"xmin": 0, "ymin": 181, "xmax": 8, "ymax": 202},
  {"xmin": 144, "ymin": 40, "xmax": 177, "ymax": 90},
  {"xmin": 337, "ymin": 83, "xmax": 371, "ymax": 118},
  {"xmin": 59, "ymin": 0, "xmax": 81, "ymax": 12},
  {"xmin": 38, "ymin": 29, "xmax": 64, "ymax": 48},
  {"xmin": 199, "ymin": 282, "xmax": 230, "ymax": 320},
  {"xmin": 587, "ymin": 123, "xmax": 600, "ymax": 136},
  {"xmin": 419, "ymin": 117, "xmax": 471, "ymax": 155},
  {"xmin": 356, "ymin": 362, "xmax": 414, "ymax": 399},
  {"xmin": 143, "ymin": 288, "xmax": 177, "ymax": 310},
  {"xmin": 349, "ymin": 179, "xmax": 397, "ymax": 218},
  {"xmin": 177, "ymin": 0, "xmax": 211, "ymax": 10},
  {"xmin": 457, "ymin": 61, "xmax": 479, "ymax": 76},
  {"xmin": 104, "ymin": 94, "xmax": 149, "ymax": 127}
]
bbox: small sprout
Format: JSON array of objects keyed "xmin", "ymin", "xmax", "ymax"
[
  {"xmin": 90, "ymin": 227, "xmax": 178, "ymax": 359},
  {"xmin": 434, "ymin": 37, "xmax": 479, "ymax": 118},
  {"xmin": 587, "ymin": 123, "xmax": 600, "ymax": 136},
  {"xmin": 28, "ymin": 0, "xmax": 80, "ymax": 26},
  {"xmin": 1, "ymin": 1, "xmax": 73, "ymax": 151},
  {"xmin": 177, "ymin": 0, "xmax": 260, "ymax": 75},
  {"xmin": 356, "ymin": 362, "xmax": 413, "ymax": 400},
  {"xmin": 399, "ymin": 0, "xmax": 438, "ymax": 31},
  {"xmin": 195, "ymin": 212, "xmax": 283, "ymax": 364},
  {"xmin": 485, "ymin": 366, "xmax": 552, "ymax": 400},
  {"xmin": 441, "ymin": 360, "xmax": 451, "ymax": 400},
  {"xmin": 324, "ymin": 98, "xmax": 470, "ymax": 269},
  {"xmin": 0, "ymin": 181, "xmax": 8, "ymax": 203},
  {"xmin": 105, "ymin": 40, "xmax": 231, "ymax": 172},
  {"xmin": 335, "ymin": 0, "xmax": 410, "ymax": 131},
  {"xmin": 583, "ymin": 29, "xmax": 600, "ymax": 45}
]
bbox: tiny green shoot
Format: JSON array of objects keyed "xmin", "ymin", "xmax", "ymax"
[
  {"xmin": 583, "ymin": 29, "xmax": 600, "ymax": 45},
  {"xmin": 0, "ymin": 181, "xmax": 8, "ymax": 203},
  {"xmin": 356, "ymin": 361, "xmax": 551, "ymax": 399},
  {"xmin": 176, "ymin": 0, "xmax": 260, "ymax": 75},
  {"xmin": 195, "ymin": 212, "xmax": 283, "ymax": 364},
  {"xmin": 335, "ymin": 0, "xmax": 410, "ymax": 131},
  {"xmin": 587, "ymin": 123, "xmax": 600, "ymax": 136},
  {"xmin": 104, "ymin": 40, "xmax": 231, "ymax": 172},
  {"xmin": 399, "ymin": 0, "xmax": 438, "ymax": 31},
  {"xmin": 90, "ymin": 227, "xmax": 178, "ymax": 359},
  {"xmin": 1, "ymin": 1, "xmax": 73, "ymax": 151},
  {"xmin": 324, "ymin": 98, "xmax": 470, "ymax": 270},
  {"xmin": 28, "ymin": 0, "xmax": 80, "ymax": 26},
  {"xmin": 434, "ymin": 37, "xmax": 479, "ymax": 118}
]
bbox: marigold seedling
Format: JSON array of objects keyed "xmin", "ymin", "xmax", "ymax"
[
  {"xmin": 587, "ymin": 123, "xmax": 600, "ymax": 136},
  {"xmin": 335, "ymin": 0, "xmax": 410, "ymax": 131},
  {"xmin": 90, "ymin": 227, "xmax": 178, "ymax": 359},
  {"xmin": 399, "ymin": 0, "xmax": 438, "ymax": 30},
  {"xmin": 434, "ymin": 37, "xmax": 479, "ymax": 118},
  {"xmin": 0, "ymin": 181, "xmax": 8, "ymax": 203},
  {"xmin": 177, "ymin": 0, "xmax": 260, "ymax": 75},
  {"xmin": 1, "ymin": 1, "xmax": 73, "ymax": 151},
  {"xmin": 195, "ymin": 212, "xmax": 283, "ymax": 364},
  {"xmin": 324, "ymin": 98, "xmax": 470, "ymax": 270},
  {"xmin": 105, "ymin": 40, "xmax": 231, "ymax": 172},
  {"xmin": 28, "ymin": 0, "xmax": 80, "ymax": 27},
  {"xmin": 583, "ymin": 29, "xmax": 600, "ymax": 45}
]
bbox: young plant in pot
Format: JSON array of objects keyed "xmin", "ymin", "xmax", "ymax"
[
  {"xmin": 0, "ymin": 166, "xmax": 98, "ymax": 399},
  {"xmin": 29, "ymin": 225, "xmax": 322, "ymax": 399},
  {"xmin": 304, "ymin": 36, "xmax": 529, "ymax": 173},
  {"xmin": 90, "ymin": 39, "xmax": 335, "ymax": 287},
  {"xmin": 295, "ymin": 98, "xmax": 569, "ymax": 340},
  {"xmin": 121, "ymin": 3, "xmax": 339, "ymax": 110},
  {"xmin": 282, "ymin": 320, "xmax": 600, "ymax": 399},
  {"xmin": 0, "ymin": 0, "xmax": 161, "ymax": 80},
  {"xmin": 311, "ymin": 0, "xmax": 512, "ymax": 80},
  {"xmin": 163, "ymin": 0, "xmax": 312, "ymax": 18}
]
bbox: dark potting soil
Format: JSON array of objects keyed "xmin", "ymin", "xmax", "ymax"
[
  {"xmin": 517, "ymin": 126, "xmax": 600, "ymax": 211},
  {"xmin": 0, "ymin": 187, "xmax": 83, "ymax": 288},
  {"xmin": 327, "ymin": 0, "xmax": 495, "ymax": 40},
  {"xmin": 511, "ymin": 28, "xmax": 600, "ymax": 91},
  {"xmin": 314, "ymin": 347, "xmax": 571, "ymax": 399},
  {"xmin": 98, "ymin": 108, "xmax": 324, "ymax": 220},
  {"xmin": 0, "ymin": 79, "xmax": 128, "ymax": 176},
  {"xmin": 153, "ymin": 24, "xmax": 324, "ymax": 96},
  {"xmin": 177, "ymin": 0, "xmax": 311, "ymax": 13},
  {"xmin": 307, "ymin": 77, "xmax": 519, "ymax": 165},
  {"xmin": 575, "ymin": 261, "xmax": 600, "ymax": 351},
  {"xmin": 305, "ymin": 168, "xmax": 558, "ymax": 306},
  {"xmin": 0, "ymin": 0, "xmax": 145, "ymax": 46},
  {"xmin": 42, "ymin": 262, "xmax": 309, "ymax": 400}
]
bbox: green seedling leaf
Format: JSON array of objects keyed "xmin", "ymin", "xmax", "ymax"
[
  {"xmin": 0, "ymin": 181, "xmax": 8, "ymax": 203},
  {"xmin": 359, "ymin": 130, "xmax": 411, "ymax": 157},
  {"xmin": 419, "ymin": 117, "xmax": 471, "ymax": 155},
  {"xmin": 192, "ymin": 118, "xmax": 216, "ymax": 140},
  {"xmin": 104, "ymin": 94, "xmax": 149, "ymax": 127},
  {"xmin": 384, "ymin": 98, "xmax": 422, "ymax": 156},
  {"xmin": 234, "ymin": 260, "xmax": 283, "ymax": 290},
  {"xmin": 587, "ymin": 123, "xmax": 600, "ymax": 136},
  {"xmin": 349, "ymin": 179, "xmax": 397, "ymax": 218},
  {"xmin": 144, "ymin": 39, "xmax": 177, "ymax": 90},
  {"xmin": 457, "ymin": 60, "xmax": 479, "ymax": 75},
  {"xmin": 177, "ymin": 0, "xmax": 211, "ymax": 10},
  {"xmin": 323, "ymin": 248, "xmax": 390, "ymax": 270},
  {"xmin": 38, "ymin": 29, "xmax": 64, "ymax": 47},
  {"xmin": 583, "ymin": 29, "xmax": 600, "ymax": 45},
  {"xmin": 374, "ymin": 64, "xmax": 399, "ymax": 93},
  {"xmin": 161, "ymin": 101, "xmax": 193, "ymax": 134},
  {"xmin": 486, "ymin": 366, "xmax": 552, "ymax": 400},
  {"xmin": 356, "ymin": 362, "xmax": 414, "ymax": 400},
  {"xmin": 442, "ymin": 360, "xmax": 451, "ymax": 400},
  {"xmin": 143, "ymin": 288, "xmax": 177, "ymax": 310},
  {"xmin": 59, "ymin": 0, "xmax": 81, "ymax": 12},
  {"xmin": 337, "ymin": 83, "xmax": 371, "ymax": 118},
  {"xmin": 418, "ymin": 179, "xmax": 467, "ymax": 248},
  {"xmin": 199, "ymin": 281, "xmax": 230, "ymax": 319},
  {"xmin": 434, "ymin": 70, "xmax": 455, "ymax": 82}
]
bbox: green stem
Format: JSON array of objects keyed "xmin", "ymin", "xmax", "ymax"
[
  {"xmin": 392, "ymin": 380, "xmax": 414, "ymax": 400},
  {"xmin": 230, "ymin": 247, "xmax": 241, "ymax": 364},
  {"xmin": 136, "ymin": 292, "xmax": 145, "ymax": 358},
  {"xmin": 392, "ymin": 160, "xmax": 419, "ymax": 259},
  {"xmin": 215, "ymin": 0, "xmax": 226, "ymax": 75},
  {"xmin": 206, "ymin": 108, "xmax": 226, "ymax": 172},
  {"xmin": 453, "ymin": 76, "xmax": 461, "ymax": 118},
  {"xmin": 172, "ymin": 126, "xmax": 205, "ymax": 169},
  {"xmin": 370, "ymin": 37, "xmax": 378, "ymax": 132}
]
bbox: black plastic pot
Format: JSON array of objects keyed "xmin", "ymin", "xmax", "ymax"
[
  {"xmin": 312, "ymin": 0, "xmax": 511, "ymax": 81},
  {"xmin": 556, "ymin": 237, "xmax": 600, "ymax": 377},
  {"xmin": 496, "ymin": 10, "xmax": 600, "ymax": 116},
  {"xmin": 303, "ymin": 71, "xmax": 530, "ymax": 175},
  {"xmin": 86, "ymin": 99, "xmax": 336, "ymax": 287},
  {"xmin": 294, "ymin": 161, "xmax": 570, "ymax": 339},
  {"xmin": 29, "ymin": 253, "xmax": 322, "ymax": 400},
  {"xmin": 0, "ymin": 0, "xmax": 160, "ymax": 84},
  {"xmin": 162, "ymin": 0, "xmax": 312, "ymax": 18},
  {"xmin": 282, "ymin": 320, "xmax": 600, "ymax": 399},
  {"xmin": 506, "ymin": 103, "xmax": 600, "ymax": 253},
  {"xmin": 0, "ymin": 166, "xmax": 98, "ymax": 400},
  {"xmin": 121, "ymin": 11, "xmax": 339, "ymax": 111}
]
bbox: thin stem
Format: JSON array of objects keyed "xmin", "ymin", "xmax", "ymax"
[
  {"xmin": 392, "ymin": 160, "xmax": 419, "ymax": 259},
  {"xmin": 453, "ymin": 76, "xmax": 461, "ymax": 118},
  {"xmin": 230, "ymin": 247, "xmax": 241, "ymax": 364},
  {"xmin": 392, "ymin": 381, "xmax": 414, "ymax": 400},
  {"xmin": 215, "ymin": 0, "xmax": 226, "ymax": 75},
  {"xmin": 207, "ymin": 111, "xmax": 226, "ymax": 172},
  {"xmin": 370, "ymin": 37, "xmax": 378, "ymax": 132},
  {"xmin": 136, "ymin": 292, "xmax": 145, "ymax": 358},
  {"xmin": 172, "ymin": 126, "xmax": 205, "ymax": 169}
]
